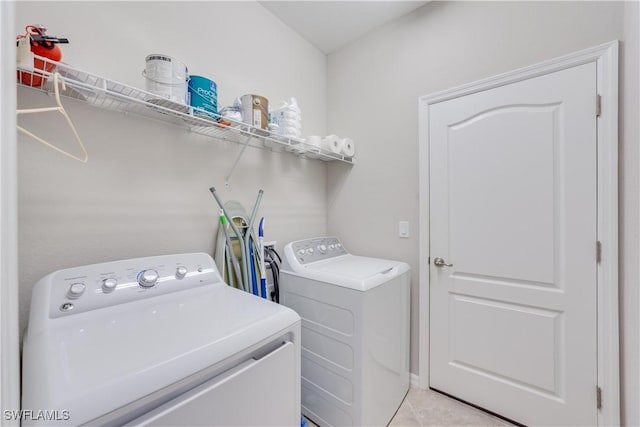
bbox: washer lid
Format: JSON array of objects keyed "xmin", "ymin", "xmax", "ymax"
[
  {"xmin": 285, "ymin": 254, "xmax": 410, "ymax": 291},
  {"xmin": 21, "ymin": 283, "xmax": 299, "ymax": 426}
]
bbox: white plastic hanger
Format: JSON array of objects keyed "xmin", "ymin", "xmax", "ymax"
[{"xmin": 17, "ymin": 72, "xmax": 88, "ymax": 163}]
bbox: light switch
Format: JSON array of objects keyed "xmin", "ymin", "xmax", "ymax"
[{"xmin": 399, "ymin": 221, "xmax": 409, "ymax": 238}]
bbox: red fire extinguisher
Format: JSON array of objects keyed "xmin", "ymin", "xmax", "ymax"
[{"xmin": 17, "ymin": 24, "xmax": 69, "ymax": 87}]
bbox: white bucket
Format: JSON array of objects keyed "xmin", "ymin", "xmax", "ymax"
[{"xmin": 144, "ymin": 54, "xmax": 188, "ymax": 105}]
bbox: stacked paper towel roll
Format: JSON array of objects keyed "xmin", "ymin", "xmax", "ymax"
[
  {"xmin": 321, "ymin": 135, "xmax": 344, "ymax": 154},
  {"xmin": 340, "ymin": 138, "xmax": 355, "ymax": 157},
  {"xmin": 304, "ymin": 135, "xmax": 355, "ymax": 158},
  {"xmin": 306, "ymin": 136, "xmax": 322, "ymax": 149}
]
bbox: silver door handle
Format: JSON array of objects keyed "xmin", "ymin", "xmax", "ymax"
[{"xmin": 433, "ymin": 257, "xmax": 453, "ymax": 267}]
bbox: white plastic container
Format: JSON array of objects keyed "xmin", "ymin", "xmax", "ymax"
[
  {"xmin": 278, "ymin": 118, "xmax": 302, "ymax": 130},
  {"xmin": 144, "ymin": 54, "xmax": 188, "ymax": 104},
  {"xmin": 272, "ymin": 98, "xmax": 302, "ymax": 138}
]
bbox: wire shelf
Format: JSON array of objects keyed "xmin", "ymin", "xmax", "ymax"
[{"xmin": 16, "ymin": 56, "xmax": 355, "ymax": 164}]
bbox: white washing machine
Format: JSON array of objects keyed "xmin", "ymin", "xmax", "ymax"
[
  {"xmin": 21, "ymin": 253, "xmax": 301, "ymax": 426},
  {"xmin": 280, "ymin": 237, "xmax": 410, "ymax": 427}
]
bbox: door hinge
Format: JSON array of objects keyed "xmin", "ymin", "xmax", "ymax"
[
  {"xmin": 597, "ymin": 386, "xmax": 602, "ymax": 410},
  {"xmin": 596, "ymin": 94, "xmax": 602, "ymax": 117},
  {"xmin": 427, "ymin": 257, "xmax": 430, "ymax": 265},
  {"xmin": 596, "ymin": 241, "xmax": 602, "ymax": 263}
]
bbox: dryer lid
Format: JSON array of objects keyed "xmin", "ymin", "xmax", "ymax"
[{"xmin": 286, "ymin": 254, "xmax": 410, "ymax": 291}]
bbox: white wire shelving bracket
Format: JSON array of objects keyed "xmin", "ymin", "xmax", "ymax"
[
  {"xmin": 16, "ymin": 56, "xmax": 354, "ymax": 184},
  {"xmin": 224, "ymin": 134, "xmax": 251, "ymax": 189}
]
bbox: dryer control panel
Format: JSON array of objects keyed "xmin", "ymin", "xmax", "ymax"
[
  {"xmin": 31, "ymin": 253, "xmax": 221, "ymax": 320},
  {"xmin": 288, "ymin": 237, "xmax": 348, "ymax": 265}
]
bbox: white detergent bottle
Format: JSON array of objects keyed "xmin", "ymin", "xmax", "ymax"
[
  {"xmin": 288, "ymin": 97, "xmax": 301, "ymax": 115},
  {"xmin": 273, "ymin": 98, "xmax": 302, "ymax": 139}
]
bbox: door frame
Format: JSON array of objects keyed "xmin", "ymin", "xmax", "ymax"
[
  {"xmin": 418, "ymin": 41, "xmax": 619, "ymax": 426},
  {"xmin": 1, "ymin": 1, "xmax": 21, "ymax": 425}
]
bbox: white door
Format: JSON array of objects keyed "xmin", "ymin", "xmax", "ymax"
[{"xmin": 429, "ymin": 63, "xmax": 598, "ymax": 426}]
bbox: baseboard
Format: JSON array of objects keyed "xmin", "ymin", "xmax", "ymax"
[{"xmin": 410, "ymin": 373, "xmax": 422, "ymax": 389}]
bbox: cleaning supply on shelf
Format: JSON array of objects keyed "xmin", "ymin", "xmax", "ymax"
[
  {"xmin": 188, "ymin": 75, "xmax": 217, "ymax": 119},
  {"xmin": 271, "ymin": 97, "xmax": 302, "ymax": 139},
  {"xmin": 321, "ymin": 135, "xmax": 344, "ymax": 155},
  {"xmin": 241, "ymin": 94, "xmax": 269, "ymax": 130},
  {"xmin": 267, "ymin": 106, "xmax": 279, "ymax": 133},
  {"xmin": 143, "ymin": 54, "xmax": 188, "ymax": 105},
  {"xmin": 16, "ymin": 24, "xmax": 69, "ymax": 87},
  {"xmin": 263, "ymin": 106, "xmax": 284, "ymax": 151},
  {"xmin": 218, "ymin": 98, "xmax": 243, "ymax": 127}
]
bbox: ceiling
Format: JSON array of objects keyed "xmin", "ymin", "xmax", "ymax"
[{"xmin": 260, "ymin": 1, "xmax": 429, "ymax": 54}]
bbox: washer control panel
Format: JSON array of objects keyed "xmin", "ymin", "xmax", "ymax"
[
  {"xmin": 40, "ymin": 253, "xmax": 220, "ymax": 318},
  {"xmin": 291, "ymin": 237, "xmax": 347, "ymax": 265}
]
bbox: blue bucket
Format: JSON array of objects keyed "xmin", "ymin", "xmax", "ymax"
[{"xmin": 188, "ymin": 75, "xmax": 217, "ymax": 118}]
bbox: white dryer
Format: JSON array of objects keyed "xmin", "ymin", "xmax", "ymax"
[
  {"xmin": 280, "ymin": 237, "xmax": 410, "ymax": 427},
  {"xmin": 21, "ymin": 253, "xmax": 301, "ymax": 426}
]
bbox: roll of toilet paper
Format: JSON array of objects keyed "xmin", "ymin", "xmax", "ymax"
[
  {"xmin": 321, "ymin": 135, "xmax": 344, "ymax": 154},
  {"xmin": 280, "ymin": 126, "xmax": 302, "ymax": 138},
  {"xmin": 341, "ymin": 138, "xmax": 355, "ymax": 157},
  {"xmin": 306, "ymin": 135, "xmax": 322, "ymax": 148}
]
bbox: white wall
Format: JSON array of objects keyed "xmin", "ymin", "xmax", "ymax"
[
  {"xmin": 2, "ymin": 1, "xmax": 21, "ymax": 423},
  {"xmin": 15, "ymin": 1, "xmax": 328, "ymax": 333},
  {"xmin": 326, "ymin": 1, "xmax": 638, "ymax": 424}
]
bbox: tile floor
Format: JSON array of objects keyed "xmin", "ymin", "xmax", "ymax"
[
  {"xmin": 306, "ymin": 387, "xmax": 513, "ymax": 427},
  {"xmin": 388, "ymin": 388, "xmax": 513, "ymax": 426}
]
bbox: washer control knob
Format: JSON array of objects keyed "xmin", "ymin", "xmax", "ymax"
[
  {"xmin": 60, "ymin": 302, "xmax": 74, "ymax": 312},
  {"xmin": 67, "ymin": 282, "xmax": 86, "ymax": 299},
  {"xmin": 328, "ymin": 244, "xmax": 335, "ymax": 250},
  {"xmin": 102, "ymin": 278, "xmax": 118, "ymax": 293},
  {"xmin": 175, "ymin": 266, "xmax": 188, "ymax": 279},
  {"xmin": 336, "ymin": 243, "xmax": 342, "ymax": 249},
  {"xmin": 298, "ymin": 249, "xmax": 305, "ymax": 257},
  {"xmin": 138, "ymin": 270, "xmax": 159, "ymax": 288},
  {"xmin": 318, "ymin": 244, "xmax": 327, "ymax": 253}
]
